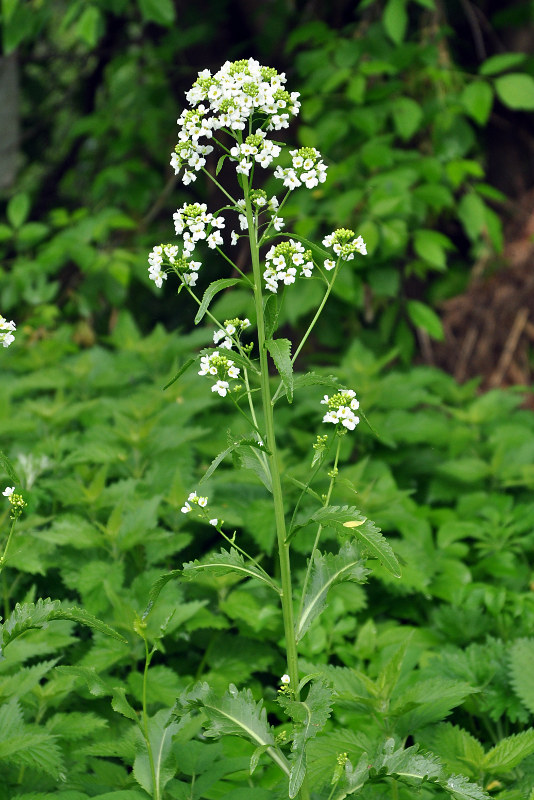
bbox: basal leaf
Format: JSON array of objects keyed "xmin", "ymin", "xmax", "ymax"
[
  {"xmin": 182, "ymin": 548, "xmax": 280, "ymax": 594},
  {"xmin": 195, "ymin": 278, "xmax": 242, "ymax": 324},
  {"xmin": 296, "ymin": 543, "xmax": 369, "ymax": 641},
  {"xmin": 311, "ymin": 506, "xmax": 401, "ymax": 577},
  {"xmin": 266, "ymin": 338, "xmax": 293, "ymax": 402}
]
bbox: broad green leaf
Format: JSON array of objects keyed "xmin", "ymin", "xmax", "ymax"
[
  {"xmin": 276, "ymin": 372, "xmax": 341, "ymax": 402},
  {"xmin": 76, "ymin": 6, "xmax": 102, "ymax": 47},
  {"xmin": 296, "ymin": 543, "xmax": 368, "ymax": 641},
  {"xmin": 278, "ymin": 680, "xmax": 333, "ymax": 798},
  {"xmin": 182, "ymin": 548, "xmax": 280, "ymax": 593},
  {"xmin": 0, "ymin": 449, "xmax": 21, "ymax": 484},
  {"xmin": 509, "ymin": 638, "xmax": 534, "ymax": 714},
  {"xmin": 54, "ymin": 666, "xmax": 111, "ymax": 697},
  {"xmin": 483, "ymin": 729, "xmax": 534, "ymax": 773},
  {"xmin": 144, "ymin": 569, "xmax": 182, "ymax": 617},
  {"xmin": 2, "ymin": 3, "xmax": 33, "ymax": 53},
  {"xmin": 479, "ymin": 52, "xmax": 526, "ymax": 76},
  {"xmin": 413, "ymin": 229, "xmax": 453, "ymax": 270},
  {"xmin": 418, "ymin": 723, "xmax": 484, "ymax": 777},
  {"xmin": 458, "ymin": 193, "xmax": 486, "ymax": 241},
  {"xmin": 379, "ymin": 739, "xmax": 443, "ymax": 784},
  {"xmin": 194, "ymin": 278, "xmax": 242, "ymax": 324},
  {"xmin": 336, "ymin": 752, "xmax": 371, "ymax": 797},
  {"xmin": 393, "ymin": 680, "xmax": 478, "ymax": 736},
  {"xmin": 311, "ymin": 506, "xmax": 401, "ymax": 577},
  {"xmin": 495, "ymin": 73, "xmax": 534, "ymax": 111},
  {"xmin": 407, "ymin": 300, "xmax": 444, "ymax": 341},
  {"xmin": 461, "ymin": 82, "xmax": 493, "ymax": 125},
  {"xmin": 442, "ymin": 774, "xmax": 490, "ymax": 799},
  {"xmin": 138, "ymin": 0, "xmax": 175, "ymax": 25},
  {"xmin": 163, "ymin": 357, "xmax": 196, "ymax": 389},
  {"xmin": 267, "ymin": 338, "xmax": 293, "ymax": 402},
  {"xmin": 383, "ymin": 0, "xmax": 408, "ymax": 44},
  {"xmin": 392, "ymin": 97, "xmax": 423, "ymax": 140},
  {"xmin": 92, "ymin": 793, "xmax": 149, "ymax": 800},
  {"xmin": 7, "ymin": 193, "xmax": 30, "ymax": 229}
]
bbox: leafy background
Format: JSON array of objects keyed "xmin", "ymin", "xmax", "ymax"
[{"xmin": 2, "ymin": 0, "xmax": 534, "ymax": 797}]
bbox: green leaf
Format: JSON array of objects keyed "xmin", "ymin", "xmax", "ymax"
[
  {"xmin": 509, "ymin": 638, "xmax": 534, "ymax": 714},
  {"xmin": 54, "ymin": 666, "xmax": 111, "ymax": 697},
  {"xmin": 112, "ymin": 687, "xmax": 139, "ymax": 722},
  {"xmin": 278, "ymin": 680, "xmax": 333, "ymax": 798},
  {"xmin": 483, "ymin": 730, "xmax": 534, "ymax": 773},
  {"xmin": 52, "ymin": 604, "xmax": 127, "ymax": 642},
  {"xmin": 163, "ymin": 357, "xmax": 196, "ymax": 390},
  {"xmin": 383, "ymin": 0, "xmax": 408, "ymax": 44},
  {"xmin": 392, "ymin": 97, "xmax": 423, "ymax": 140},
  {"xmin": 264, "ymin": 294, "xmax": 279, "ymax": 340},
  {"xmin": 417, "ymin": 723, "xmax": 484, "ymax": 777},
  {"xmin": 0, "ymin": 450, "xmax": 21, "ymax": 484},
  {"xmin": 479, "ymin": 52, "xmax": 526, "ymax": 76},
  {"xmin": 461, "ymin": 82, "xmax": 493, "ymax": 125},
  {"xmin": 7, "ymin": 193, "xmax": 30, "ymax": 229},
  {"xmin": 311, "ymin": 506, "xmax": 401, "ymax": 577},
  {"xmin": 133, "ymin": 710, "xmax": 179, "ymax": 796},
  {"xmin": 137, "ymin": 0, "xmax": 175, "ymax": 25},
  {"xmin": 267, "ymin": 338, "xmax": 293, "ymax": 402},
  {"xmin": 144, "ymin": 569, "xmax": 182, "ymax": 617},
  {"xmin": 457, "ymin": 193, "xmax": 486, "ymax": 241},
  {"xmin": 194, "ymin": 278, "xmax": 242, "ymax": 324},
  {"xmin": 495, "ymin": 73, "xmax": 534, "ymax": 111},
  {"xmin": 76, "ymin": 6, "xmax": 102, "ymax": 47},
  {"xmin": 182, "ymin": 548, "xmax": 280, "ymax": 593},
  {"xmin": 413, "ymin": 230, "xmax": 453, "ymax": 270},
  {"xmin": 215, "ymin": 154, "xmax": 228, "ymax": 176},
  {"xmin": 296, "ymin": 543, "xmax": 368, "ymax": 641},
  {"xmin": 443, "ymin": 774, "xmax": 490, "ymax": 799},
  {"xmin": 233, "ymin": 441, "xmax": 272, "ymax": 492},
  {"xmin": 407, "ymin": 300, "xmax": 444, "ymax": 341}
]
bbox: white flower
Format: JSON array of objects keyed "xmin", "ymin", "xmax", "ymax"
[
  {"xmin": 209, "ymin": 518, "xmax": 218, "ymax": 526},
  {"xmin": 181, "ymin": 501, "xmax": 192, "ymax": 513},
  {"xmin": 324, "ymin": 259, "xmax": 336, "ymax": 271},
  {"xmin": 281, "ymin": 674, "xmax": 290, "ymax": 684},
  {"xmin": 230, "ymin": 230, "xmax": 239, "ymax": 245},
  {"xmin": 1, "ymin": 315, "xmax": 16, "ymax": 348},
  {"xmin": 2, "ymin": 486, "xmax": 15, "ymax": 497},
  {"xmin": 212, "ymin": 380, "xmax": 230, "ymax": 397},
  {"xmin": 198, "ymin": 496, "xmax": 208, "ymax": 508}
]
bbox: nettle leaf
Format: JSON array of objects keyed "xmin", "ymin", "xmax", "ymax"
[
  {"xmin": 393, "ymin": 678, "xmax": 478, "ymax": 736},
  {"xmin": 0, "ymin": 598, "xmax": 125, "ymax": 658},
  {"xmin": 376, "ymin": 739, "xmax": 443, "ymax": 783},
  {"xmin": 55, "ymin": 666, "xmax": 112, "ymax": 697},
  {"xmin": 182, "ymin": 547, "xmax": 280, "ymax": 594},
  {"xmin": 417, "ymin": 723, "xmax": 485, "ymax": 778},
  {"xmin": 483, "ymin": 730, "xmax": 534, "ymax": 774},
  {"xmin": 0, "ymin": 699, "xmax": 64, "ymax": 778},
  {"xmin": 266, "ymin": 338, "xmax": 293, "ymax": 402},
  {"xmin": 336, "ymin": 752, "xmax": 371, "ymax": 797},
  {"xmin": 133, "ymin": 709, "xmax": 178, "ymax": 797},
  {"xmin": 278, "ymin": 679, "xmax": 334, "ymax": 798},
  {"xmin": 296, "ymin": 543, "xmax": 369, "ymax": 641},
  {"xmin": 311, "ymin": 506, "xmax": 401, "ymax": 577},
  {"xmin": 509, "ymin": 638, "xmax": 534, "ymax": 714},
  {"xmin": 184, "ymin": 682, "xmax": 279, "ymax": 751},
  {"xmin": 442, "ymin": 774, "xmax": 490, "ymax": 799},
  {"xmin": 195, "ymin": 278, "xmax": 243, "ymax": 324}
]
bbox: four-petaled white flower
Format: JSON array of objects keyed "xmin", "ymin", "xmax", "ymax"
[
  {"xmin": 2, "ymin": 486, "xmax": 15, "ymax": 497},
  {"xmin": 281, "ymin": 674, "xmax": 290, "ymax": 684}
]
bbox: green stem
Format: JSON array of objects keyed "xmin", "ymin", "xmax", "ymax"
[
  {"xmin": 142, "ymin": 638, "xmax": 159, "ymax": 800},
  {"xmin": 299, "ymin": 436, "xmax": 342, "ymax": 616},
  {"xmin": 0, "ymin": 516, "xmax": 17, "ymax": 575},
  {"xmin": 244, "ymin": 181, "xmax": 310, "ymax": 800}
]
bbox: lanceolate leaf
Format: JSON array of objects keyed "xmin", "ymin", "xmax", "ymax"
[
  {"xmin": 311, "ymin": 506, "xmax": 401, "ymax": 577},
  {"xmin": 163, "ymin": 357, "xmax": 196, "ymax": 390},
  {"xmin": 296, "ymin": 543, "xmax": 369, "ymax": 641},
  {"xmin": 278, "ymin": 680, "xmax": 334, "ymax": 798},
  {"xmin": 182, "ymin": 547, "xmax": 280, "ymax": 594},
  {"xmin": 195, "ymin": 278, "xmax": 243, "ymax": 324},
  {"xmin": 199, "ymin": 437, "xmax": 269, "ymax": 485},
  {"xmin": 144, "ymin": 569, "xmax": 182, "ymax": 617},
  {"xmin": 0, "ymin": 599, "xmax": 125, "ymax": 658},
  {"xmin": 266, "ymin": 338, "xmax": 293, "ymax": 402}
]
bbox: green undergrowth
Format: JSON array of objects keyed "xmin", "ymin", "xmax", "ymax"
[{"xmin": 1, "ymin": 315, "xmax": 534, "ymax": 799}]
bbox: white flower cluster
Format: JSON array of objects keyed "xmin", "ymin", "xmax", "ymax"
[
  {"xmin": 181, "ymin": 491, "xmax": 208, "ymax": 513},
  {"xmin": 148, "ymin": 244, "xmax": 201, "ymax": 289},
  {"xmin": 263, "ymin": 239, "xmax": 314, "ymax": 293},
  {"xmin": 230, "ymin": 130, "xmax": 282, "ymax": 175},
  {"xmin": 321, "ymin": 390, "xmax": 360, "ymax": 431},
  {"xmin": 0, "ymin": 315, "xmax": 16, "ymax": 348},
  {"xmin": 171, "ymin": 59, "xmax": 300, "ymax": 184},
  {"xmin": 274, "ymin": 147, "xmax": 327, "ymax": 190},
  {"xmin": 198, "ymin": 350, "xmax": 241, "ymax": 396},
  {"xmin": 173, "ymin": 202, "xmax": 225, "ymax": 254},
  {"xmin": 322, "ymin": 229, "xmax": 367, "ymax": 262},
  {"xmin": 213, "ymin": 317, "xmax": 250, "ymax": 349}
]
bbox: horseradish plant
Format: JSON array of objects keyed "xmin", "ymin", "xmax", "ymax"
[{"xmin": 147, "ymin": 60, "xmax": 491, "ymax": 800}]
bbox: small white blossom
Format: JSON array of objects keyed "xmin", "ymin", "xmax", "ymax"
[
  {"xmin": 212, "ymin": 380, "xmax": 230, "ymax": 397},
  {"xmin": 2, "ymin": 486, "xmax": 15, "ymax": 497},
  {"xmin": 209, "ymin": 518, "xmax": 219, "ymax": 526},
  {"xmin": 321, "ymin": 390, "xmax": 360, "ymax": 432},
  {"xmin": 281, "ymin": 674, "xmax": 290, "ymax": 684}
]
